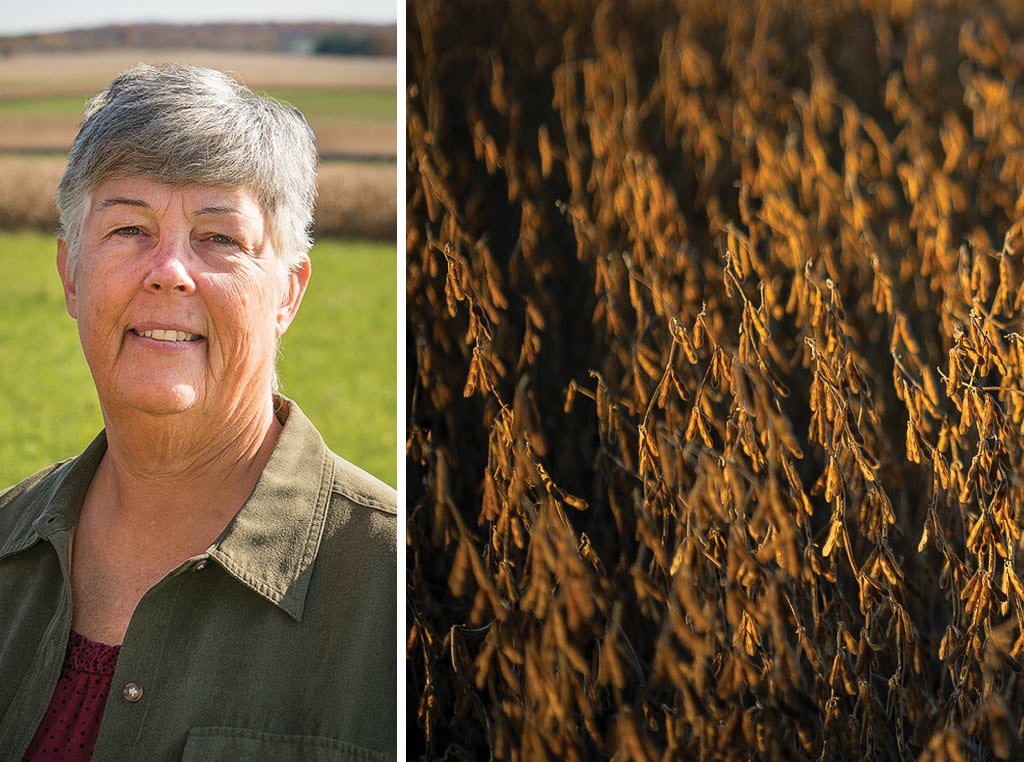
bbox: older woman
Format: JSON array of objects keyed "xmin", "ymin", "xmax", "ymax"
[{"xmin": 0, "ymin": 64, "xmax": 396, "ymax": 760}]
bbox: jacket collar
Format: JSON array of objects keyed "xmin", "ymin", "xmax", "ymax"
[
  {"xmin": 0, "ymin": 433, "xmax": 104, "ymax": 558},
  {"xmin": 0, "ymin": 396, "xmax": 331, "ymax": 622},
  {"xmin": 207, "ymin": 397, "xmax": 332, "ymax": 621}
]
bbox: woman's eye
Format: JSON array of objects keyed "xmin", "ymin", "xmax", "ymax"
[
  {"xmin": 209, "ymin": 234, "xmax": 238, "ymax": 246},
  {"xmin": 115, "ymin": 226, "xmax": 143, "ymax": 237}
]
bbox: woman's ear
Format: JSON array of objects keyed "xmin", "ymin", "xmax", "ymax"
[
  {"xmin": 275, "ymin": 254, "xmax": 311, "ymax": 338},
  {"xmin": 56, "ymin": 238, "xmax": 78, "ymax": 319}
]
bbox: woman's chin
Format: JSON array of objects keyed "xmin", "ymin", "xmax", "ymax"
[{"xmin": 110, "ymin": 384, "xmax": 202, "ymax": 418}]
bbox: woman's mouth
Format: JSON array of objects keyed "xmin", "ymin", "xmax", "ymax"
[{"xmin": 131, "ymin": 328, "xmax": 203, "ymax": 342}]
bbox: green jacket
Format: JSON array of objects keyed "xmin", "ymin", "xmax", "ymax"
[{"xmin": 0, "ymin": 398, "xmax": 396, "ymax": 761}]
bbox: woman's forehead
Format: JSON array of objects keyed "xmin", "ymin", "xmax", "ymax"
[{"xmin": 89, "ymin": 177, "xmax": 264, "ymax": 222}]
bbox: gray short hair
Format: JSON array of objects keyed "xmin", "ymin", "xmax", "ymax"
[{"xmin": 57, "ymin": 63, "xmax": 318, "ymax": 271}]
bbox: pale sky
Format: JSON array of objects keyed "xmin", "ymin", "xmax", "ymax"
[{"xmin": 1, "ymin": 0, "xmax": 397, "ymax": 36}]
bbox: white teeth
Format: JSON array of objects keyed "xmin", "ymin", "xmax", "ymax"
[{"xmin": 136, "ymin": 329, "xmax": 198, "ymax": 342}]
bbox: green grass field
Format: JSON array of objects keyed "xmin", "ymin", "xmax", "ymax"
[
  {"xmin": 267, "ymin": 89, "xmax": 396, "ymax": 122},
  {"xmin": 0, "ymin": 231, "xmax": 397, "ymax": 489},
  {"xmin": 0, "ymin": 94, "xmax": 89, "ymax": 116}
]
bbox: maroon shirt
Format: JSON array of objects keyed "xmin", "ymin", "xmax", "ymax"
[{"xmin": 22, "ymin": 631, "xmax": 120, "ymax": 761}]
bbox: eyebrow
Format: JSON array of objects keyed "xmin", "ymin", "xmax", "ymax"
[
  {"xmin": 97, "ymin": 197, "xmax": 150, "ymax": 210},
  {"xmin": 193, "ymin": 206, "xmax": 244, "ymax": 217}
]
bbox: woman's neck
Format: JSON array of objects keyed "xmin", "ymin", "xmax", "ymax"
[{"xmin": 93, "ymin": 394, "xmax": 282, "ymax": 528}]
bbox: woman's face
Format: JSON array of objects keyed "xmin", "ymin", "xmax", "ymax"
[{"xmin": 57, "ymin": 177, "xmax": 309, "ymax": 422}]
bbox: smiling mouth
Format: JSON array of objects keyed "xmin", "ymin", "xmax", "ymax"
[{"xmin": 131, "ymin": 329, "xmax": 203, "ymax": 342}]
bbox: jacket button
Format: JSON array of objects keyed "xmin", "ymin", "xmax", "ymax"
[{"xmin": 123, "ymin": 682, "xmax": 144, "ymax": 702}]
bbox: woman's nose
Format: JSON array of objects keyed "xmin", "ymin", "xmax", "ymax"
[{"xmin": 144, "ymin": 238, "xmax": 197, "ymax": 294}]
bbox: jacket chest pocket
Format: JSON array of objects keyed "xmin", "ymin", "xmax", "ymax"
[{"xmin": 182, "ymin": 727, "xmax": 386, "ymax": 762}]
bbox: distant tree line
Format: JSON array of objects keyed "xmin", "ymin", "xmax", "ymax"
[
  {"xmin": 0, "ymin": 23, "xmax": 396, "ymax": 57},
  {"xmin": 315, "ymin": 31, "xmax": 376, "ymax": 56}
]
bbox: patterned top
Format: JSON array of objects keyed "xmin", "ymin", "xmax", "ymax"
[{"xmin": 23, "ymin": 631, "xmax": 120, "ymax": 761}]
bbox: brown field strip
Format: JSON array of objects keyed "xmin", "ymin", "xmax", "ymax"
[
  {"xmin": 0, "ymin": 155, "xmax": 395, "ymax": 240},
  {"xmin": 0, "ymin": 49, "xmax": 395, "ymax": 96}
]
